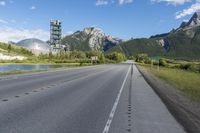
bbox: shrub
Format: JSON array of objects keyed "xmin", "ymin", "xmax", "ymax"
[
  {"xmin": 135, "ymin": 54, "xmax": 151, "ymax": 64},
  {"xmin": 153, "ymin": 61, "xmax": 159, "ymax": 65},
  {"xmin": 180, "ymin": 63, "xmax": 191, "ymax": 70},
  {"xmin": 105, "ymin": 52, "xmax": 126, "ymax": 63},
  {"xmin": 159, "ymin": 59, "xmax": 168, "ymax": 67},
  {"xmin": 187, "ymin": 63, "xmax": 200, "ymax": 73},
  {"xmin": 104, "ymin": 59, "xmax": 116, "ymax": 64},
  {"xmin": 70, "ymin": 51, "xmax": 86, "ymax": 59}
]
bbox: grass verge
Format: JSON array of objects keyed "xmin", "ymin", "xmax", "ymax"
[
  {"xmin": 140, "ymin": 63, "xmax": 200, "ymax": 101},
  {"xmin": 0, "ymin": 70, "xmax": 47, "ymax": 76},
  {"xmin": 0, "ymin": 63, "xmax": 94, "ymax": 76}
]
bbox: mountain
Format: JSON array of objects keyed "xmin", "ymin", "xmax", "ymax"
[
  {"xmin": 107, "ymin": 38, "xmax": 165, "ymax": 57},
  {"xmin": 17, "ymin": 38, "xmax": 51, "ymax": 53},
  {"xmin": 150, "ymin": 32, "xmax": 170, "ymax": 39},
  {"xmin": 107, "ymin": 12, "xmax": 200, "ymax": 60},
  {"xmin": 61, "ymin": 27, "xmax": 123, "ymax": 51},
  {"xmin": 157, "ymin": 12, "xmax": 200, "ymax": 59},
  {"xmin": 179, "ymin": 12, "xmax": 200, "ymax": 29}
]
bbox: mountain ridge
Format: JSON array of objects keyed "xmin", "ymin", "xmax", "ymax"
[
  {"xmin": 179, "ymin": 12, "xmax": 200, "ymax": 29},
  {"xmin": 107, "ymin": 12, "xmax": 200, "ymax": 60},
  {"xmin": 61, "ymin": 27, "xmax": 123, "ymax": 51}
]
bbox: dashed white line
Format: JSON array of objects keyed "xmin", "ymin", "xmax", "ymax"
[{"xmin": 102, "ymin": 65, "xmax": 131, "ymax": 133}]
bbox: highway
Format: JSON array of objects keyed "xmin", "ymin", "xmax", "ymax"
[{"xmin": 0, "ymin": 62, "xmax": 186, "ymax": 133}]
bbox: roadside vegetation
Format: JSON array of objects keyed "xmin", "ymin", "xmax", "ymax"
[
  {"xmin": 0, "ymin": 69, "xmax": 46, "ymax": 76},
  {"xmin": 0, "ymin": 42, "xmax": 33, "ymax": 56},
  {"xmin": 0, "ymin": 42, "xmax": 126, "ymax": 65},
  {"xmin": 135, "ymin": 53, "xmax": 200, "ymax": 101},
  {"xmin": 31, "ymin": 51, "xmax": 126, "ymax": 65}
]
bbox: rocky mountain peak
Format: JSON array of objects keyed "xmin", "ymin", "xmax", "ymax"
[
  {"xmin": 187, "ymin": 12, "xmax": 200, "ymax": 27},
  {"xmin": 179, "ymin": 12, "xmax": 200, "ymax": 29},
  {"xmin": 83, "ymin": 27, "xmax": 105, "ymax": 36},
  {"xmin": 179, "ymin": 21, "xmax": 188, "ymax": 28},
  {"xmin": 62, "ymin": 27, "xmax": 123, "ymax": 51}
]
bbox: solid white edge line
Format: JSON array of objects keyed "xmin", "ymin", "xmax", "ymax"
[{"xmin": 102, "ymin": 65, "xmax": 131, "ymax": 133}]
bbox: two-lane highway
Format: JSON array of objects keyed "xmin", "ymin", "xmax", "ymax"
[{"xmin": 0, "ymin": 63, "xmax": 186, "ymax": 133}]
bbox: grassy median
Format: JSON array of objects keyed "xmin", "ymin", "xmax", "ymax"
[{"xmin": 141, "ymin": 64, "xmax": 200, "ymax": 101}]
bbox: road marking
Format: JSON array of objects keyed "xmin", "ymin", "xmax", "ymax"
[{"xmin": 102, "ymin": 65, "xmax": 131, "ymax": 133}]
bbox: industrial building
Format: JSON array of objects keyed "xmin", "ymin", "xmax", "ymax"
[{"xmin": 50, "ymin": 20, "xmax": 62, "ymax": 52}]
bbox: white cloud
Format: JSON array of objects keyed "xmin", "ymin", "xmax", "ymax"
[
  {"xmin": 96, "ymin": 0, "xmax": 108, "ymax": 6},
  {"xmin": 0, "ymin": 27, "xmax": 49, "ymax": 43},
  {"xmin": 151, "ymin": 0, "xmax": 191, "ymax": 5},
  {"xmin": 119, "ymin": 0, "xmax": 133, "ymax": 5},
  {"xmin": 0, "ymin": 19, "xmax": 8, "ymax": 24},
  {"xmin": 176, "ymin": 2, "xmax": 200, "ymax": 19},
  {"xmin": 0, "ymin": 0, "xmax": 14, "ymax": 6},
  {"xmin": 30, "ymin": 6, "xmax": 36, "ymax": 10},
  {"xmin": 0, "ymin": 1, "xmax": 6, "ymax": 6},
  {"xmin": 96, "ymin": 0, "xmax": 133, "ymax": 6}
]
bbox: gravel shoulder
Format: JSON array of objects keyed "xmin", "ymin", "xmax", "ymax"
[{"xmin": 136, "ymin": 64, "xmax": 200, "ymax": 133}]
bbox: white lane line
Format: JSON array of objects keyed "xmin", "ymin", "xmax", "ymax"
[{"xmin": 102, "ymin": 65, "xmax": 131, "ymax": 133}]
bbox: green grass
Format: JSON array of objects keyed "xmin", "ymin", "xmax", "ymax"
[
  {"xmin": 0, "ymin": 66, "xmax": 69, "ymax": 76},
  {"xmin": 0, "ymin": 70, "xmax": 47, "ymax": 76},
  {"xmin": 142, "ymin": 64, "xmax": 200, "ymax": 101},
  {"xmin": 0, "ymin": 42, "xmax": 33, "ymax": 56},
  {"xmin": 0, "ymin": 63, "xmax": 94, "ymax": 76}
]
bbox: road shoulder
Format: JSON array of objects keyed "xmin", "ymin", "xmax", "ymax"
[{"xmin": 136, "ymin": 64, "xmax": 200, "ymax": 133}]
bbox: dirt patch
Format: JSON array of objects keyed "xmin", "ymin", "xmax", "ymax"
[{"xmin": 136, "ymin": 65, "xmax": 200, "ymax": 133}]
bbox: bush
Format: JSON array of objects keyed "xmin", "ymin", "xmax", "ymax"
[
  {"xmin": 153, "ymin": 61, "xmax": 159, "ymax": 65},
  {"xmin": 105, "ymin": 52, "xmax": 126, "ymax": 63},
  {"xmin": 0, "ymin": 42, "xmax": 33, "ymax": 56},
  {"xmin": 70, "ymin": 51, "xmax": 86, "ymax": 59},
  {"xmin": 53, "ymin": 59, "xmax": 92, "ymax": 64},
  {"xmin": 135, "ymin": 54, "xmax": 151, "ymax": 64},
  {"xmin": 86, "ymin": 51, "xmax": 106, "ymax": 64},
  {"xmin": 54, "ymin": 60, "xmax": 78, "ymax": 64},
  {"xmin": 187, "ymin": 63, "xmax": 200, "ymax": 73},
  {"xmin": 159, "ymin": 59, "xmax": 168, "ymax": 67},
  {"xmin": 180, "ymin": 63, "xmax": 191, "ymax": 70},
  {"xmin": 104, "ymin": 59, "xmax": 116, "ymax": 64}
]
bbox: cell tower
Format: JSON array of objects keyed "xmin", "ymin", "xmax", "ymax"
[{"xmin": 50, "ymin": 20, "xmax": 62, "ymax": 52}]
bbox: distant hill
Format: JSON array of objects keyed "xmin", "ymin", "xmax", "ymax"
[
  {"xmin": 106, "ymin": 38, "xmax": 165, "ymax": 57},
  {"xmin": 108, "ymin": 12, "xmax": 200, "ymax": 60},
  {"xmin": 16, "ymin": 38, "xmax": 51, "ymax": 55},
  {"xmin": 150, "ymin": 32, "xmax": 170, "ymax": 39},
  {"xmin": 61, "ymin": 27, "xmax": 123, "ymax": 51},
  {"xmin": 160, "ymin": 27, "xmax": 200, "ymax": 59},
  {"xmin": 0, "ymin": 42, "xmax": 32, "ymax": 56}
]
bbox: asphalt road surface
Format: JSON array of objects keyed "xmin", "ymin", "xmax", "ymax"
[{"xmin": 0, "ymin": 62, "xmax": 186, "ymax": 133}]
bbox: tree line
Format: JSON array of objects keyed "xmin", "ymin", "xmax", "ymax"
[{"xmin": 37, "ymin": 51, "xmax": 126, "ymax": 64}]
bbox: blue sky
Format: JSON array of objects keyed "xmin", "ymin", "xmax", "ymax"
[{"xmin": 0, "ymin": 0, "xmax": 200, "ymax": 42}]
